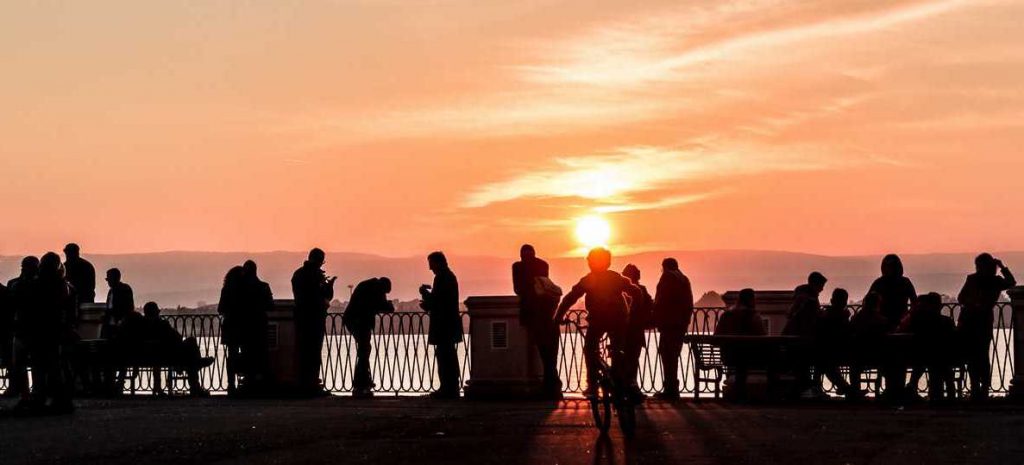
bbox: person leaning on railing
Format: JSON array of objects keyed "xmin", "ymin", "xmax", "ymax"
[{"xmin": 342, "ymin": 277, "xmax": 394, "ymax": 398}]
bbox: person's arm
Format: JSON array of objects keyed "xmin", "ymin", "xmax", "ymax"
[
  {"xmin": 126, "ymin": 286, "xmax": 135, "ymax": 314},
  {"xmin": 554, "ymin": 281, "xmax": 585, "ymax": 322},
  {"xmin": 378, "ymin": 291, "xmax": 395, "ymax": 314},
  {"xmin": 999, "ymin": 261, "xmax": 1016, "ymax": 289},
  {"xmin": 957, "ymin": 276, "xmax": 975, "ymax": 307},
  {"xmin": 681, "ymin": 275, "xmax": 694, "ymax": 313},
  {"xmin": 511, "ymin": 263, "xmax": 528, "ymax": 298}
]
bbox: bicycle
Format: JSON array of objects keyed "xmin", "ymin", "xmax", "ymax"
[{"xmin": 566, "ymin": 319, "xmax": 637, "ymax": 438}]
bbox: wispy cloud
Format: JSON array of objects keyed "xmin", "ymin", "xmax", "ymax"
[{"xmin": 463, "ymin": 144, "xmax": 841, "ymax": 209}]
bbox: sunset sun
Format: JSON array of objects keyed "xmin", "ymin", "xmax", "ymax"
[{"xmin": 575, "ymin": 215, "xmax": 612, "ymax": 249}]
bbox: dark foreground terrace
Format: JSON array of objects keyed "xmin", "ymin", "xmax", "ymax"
[{"xmin": 3, "ymin": 397, "xmax": 1024, "ymax": 465}]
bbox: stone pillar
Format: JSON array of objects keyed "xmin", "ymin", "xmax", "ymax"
[
  {"xmin": 77, "ymin": 303, "xmax": 106, "ymax": 340},
  {"xmin": 1007, "ymin": 287, "xmax": 1024, "ymax": 400},
  {"xmin": 721, "ymin": 290, "xmax": 794, "ymax": 335},
  {"xmin": 266, "ymin": 299, "xmax": 300, "ymax": 390},
  {"xmin": 463, "ymin": 296, "xmax": 544, "ymax": 399}
]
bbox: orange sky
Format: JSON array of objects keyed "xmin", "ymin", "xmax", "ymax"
[{"xmin": 2, "ymin": 0, "xmax": 1023, "ymax": 257}]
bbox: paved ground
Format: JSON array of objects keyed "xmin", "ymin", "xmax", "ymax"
[{"xmin": 2, "ymin": 397, "xmax": 1024, "ymax": 465}]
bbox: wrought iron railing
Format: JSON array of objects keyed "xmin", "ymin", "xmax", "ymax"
[{"xmin": 0, "ymin": 303, "xmax": 1014, "ymax": 397}]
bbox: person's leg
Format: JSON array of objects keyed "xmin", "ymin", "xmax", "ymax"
[
  {"xmin": 225, "ymin": 345, "xmax": 239, "ymax": 392},
  {"xmin": 582, "ymin": 325, "xmax": 605, "ymax": 394},
  {"xmin": 658, "ymin": 331, "xmax": 683, "ymax": 396},
  {"xmin": 623, "ymin": 333, "xmax": 643, "ymax": 394},
  {"xmin": 312, "ymin": 318, "xmax": 326, "ymax": 390},
  {"xmin": 536, "ymin": 323, "xmax": 561, "ymax": 394},
  {"xmin": 353, "ymin": 330, "xmax": 372, "ymax": 392},
  {"xmin": 970, "ymin": 337, "xmax": 991, "ymax": 400},
  {"xmin": 434, "ymin": 343, "xmax": 460, "ymax": 395}
]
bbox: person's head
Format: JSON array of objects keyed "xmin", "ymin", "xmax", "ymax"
[
  {"xmin": 379, "ymin": 277, "xmax": 393, "ymax": 294},
  {"xmin": 662, "ymin": 258, "xmax": 679, "ymax": 273},
  {"xmin": 586, "ymin": 247, "xmax": 612, "ymax": 273},
  {"xmin": 520, "ymin": 244, "xmax": 536, "ymax": 261},
  {"xmin": 738, "ymin": 288, "xmax": 756, "ymax": 309},
  {"xmin": 807, "ymin": 272, "xmax": 828, "ymax": 294},
  {"xmin": 975, "ymin": 253, "xmax": 997, "ymax": 276},
  {"xmin": 307, "ymin": 248, "xmax": 326, "ymax": 268},
  {"xmin": 224, "ymin": 266, "xmax": 245, "ymax": 286},
  {"xmin": 881, "ymin": 254, "xmax": 904, "ymax": 278},
  {"xmin": 143, "ymin": 301, "xmax": 161, "ymax": 318},
  {"xmin": 39, "ymin": 252, "xmax": 62, "ymax": 278},
  {"xmin": 20, "ymin": 255, "xmax": 39, "ymax": 278},
  {"xmin": 106, "ymin": 268, "xmax": 122, "ymax": 285},
  {"xmin": 427, "ymin": 251, "xmax": 448, "ymax": 273},
  {"xmin": 242, "ymin": 260, "xmax": 258, "ymax": 279},
  {"xmin": 63, "ymin": 243, "xmax": 81, "ymax": 260},
  {"xmin": 831, "ymin": 288, "xmax": 849, "ymax": 309},
  {"xmin": 919, "ymin": 292, "xmax": 944, "ymax": 315},
  {"xmin": 622, "ymin": 264, "xmax": 641, "ymax": 283},
  {"xmin": 863, "ymin": 291, "xmax": 882, "ymax": 313}
]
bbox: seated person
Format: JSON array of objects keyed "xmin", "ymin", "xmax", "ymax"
[
  {"xmin": 897, "ymin": 293, "xmax": 956, "ymax": 402},
  {"xmin": 122, "ymin": 302, "xmax": 214, "ymax": 396},
  {"xmin": 715, "ymin": 289, "xmax": 766, "ymax": 400},
  {"xmin": 782, "ymin": 272, "xmax": 828, "ymax": 399},
  {"xmin": 816, "ymin": 289, "xmax": 857, "ymax": 398},
  {"xmin": 849, "ymin": 292, "xmax": 888, "ymax": 394}
]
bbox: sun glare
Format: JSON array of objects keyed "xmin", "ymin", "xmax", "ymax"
[{"xmin": 575, "ymin": 215, "xmax": 612, "ymax": 249}]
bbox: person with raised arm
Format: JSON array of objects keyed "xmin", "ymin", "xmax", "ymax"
[{"xmin": 957, "ymin": 253, "xmax": 1016, "ymax": 401}]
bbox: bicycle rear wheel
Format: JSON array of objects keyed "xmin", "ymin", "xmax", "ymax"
[{"xmin": 616, "ymin": 397, "xmax": 636, "ymax": 438}]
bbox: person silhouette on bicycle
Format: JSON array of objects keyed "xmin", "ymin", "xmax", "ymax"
[{"xmin": 555, "ymin": 248, "xmax": 643, "ymax": 398}]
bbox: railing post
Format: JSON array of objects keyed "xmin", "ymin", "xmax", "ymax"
[
  {"xmin": 266, "ymin": 300, "xmax": 300, "ymax": 392},
  {"xmin": 462, "ymin": 295, "xmax": 544, "ymax": 399},
  {"xmin": 1007, "ymin": 287, "xmax": 1024, "ymax": 400}
]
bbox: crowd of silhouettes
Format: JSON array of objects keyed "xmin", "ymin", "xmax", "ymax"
[{"xmin": 0, "ymin": 241, "xmax": 1019, "ymax": 413}]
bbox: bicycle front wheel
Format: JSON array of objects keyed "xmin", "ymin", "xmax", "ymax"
[{"xmin": 590, "ymin": 386, "xmax": 613, "ymax": 434}]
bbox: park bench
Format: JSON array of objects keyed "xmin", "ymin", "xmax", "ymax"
[{"xmin": 77, "ymin": 339, "xmax": 212, "ymax": 395}]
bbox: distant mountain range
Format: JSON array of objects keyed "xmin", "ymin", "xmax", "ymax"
[{"xmin": 1, "ymin": 250, "xmax": 1019, "ymax": 308}]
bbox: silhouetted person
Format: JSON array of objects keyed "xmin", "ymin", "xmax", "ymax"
[
  {"xmin": 342, "ymin": 277, "xmax": 394, "ymax": 397},
  {"xmin": 0, "ymin": 282, "xmax": 10, "ymax": 395},
  {"xmin": 420, "ymin": 252, "xmax": 463, "ymax": 398},
  {"xmin": 621, "ymin": 264, "xmax": 652, "ymax": 400},
  {"xmin": 653, "ymin": 258, "xmax": 694, "ymax": 400},
  {"xmin": 957, "ymin": 253, "xmax": 1015, "ymax": 401},
  {"xmin": 869, "ymin": 254, "xmax": 917, "ymax": 330},
  {"xmin": 816, "ymin": 289, "xmax": 856, "ymax": 398},
  {"xmin": 850, "ymin": 292, "xmax": 888, "ymax": 395},
  {"xmin": 62, "ymin": 243, "xmax": 96, "ymax": 304},
  {"xmin": 898, "ymin": 293, "xmax": 956, "ymax": 402},
  {"xmin": 122, "ymin": 302, "xmax": 213, "ymax": 396},
  {"xmin": 102, "ymin": 268, "xmax": 135, "ymax": 338},
  {"xmin": 101, "ymin": 268, "xmax": 134, "ymax": 394},
  {"xmin": 217, "ymin": 266, "xmax": 246, "ymax": 394},
  {"xmin": 555, "ymin": 248, "xmax": 643, "ymax": 398},
  {"xmin": 20, "ymin": 252, "xmax": 76, "ymax": 414},
  {"xmin": 782, "ymin": 272, "xmax": 827, "ymax": 399},
  {"xmin": 292, "ymin": 248, "xmax": 335, "ymax": 395},
  {"xmin": 239, "ymin": 260, "xmax": 273, "ymax": 392},
  {"xmin": 512, "ymin": 245, "xmax": 562, "ymax": 398},
  {"xmin": 4, "ymin": 256, "xmax": 38, "ymax": 400},
  {"xmin": 714, "ymin": 289, "xmax": 765, "ymax": 400}
]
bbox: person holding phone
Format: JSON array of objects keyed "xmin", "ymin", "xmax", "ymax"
[{"xmin": 291, "ymin": 248, "xmax": 336, "ymax": 396}]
